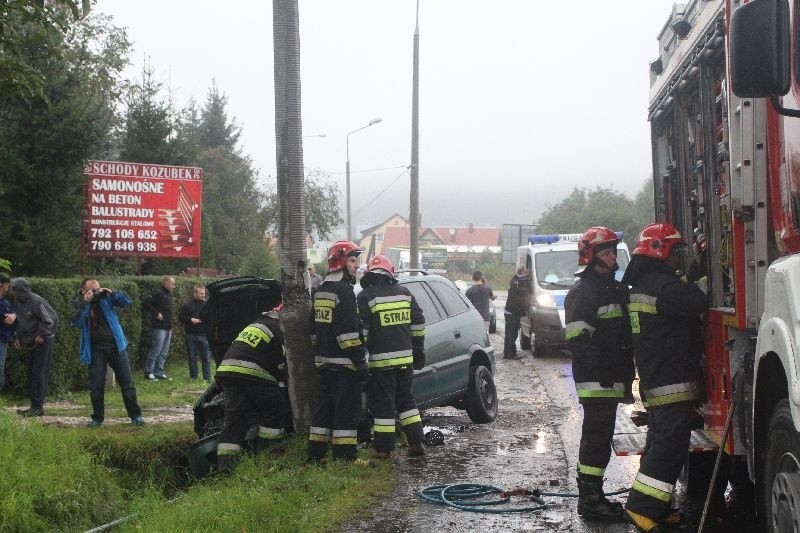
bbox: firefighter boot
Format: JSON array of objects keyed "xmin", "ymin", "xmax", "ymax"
[
  {"xmin": 217, "ymin": 454, "xmax": 237, "ymax": 475},
  {"xmin": 408, "ymin": 441, "xmax": 426, "ymax": 457},
  {"xmin": 367, "ymin": 447, "xmax": 390, "ymax": 459},
  {"xmin": 625, "ymin": 509, "xmax": 663, "ymax": 532},
  {"xmin": 576, "ymin": 477, "xmax": 624, "ymax": 521}
]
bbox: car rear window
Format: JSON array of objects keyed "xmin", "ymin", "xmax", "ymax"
[
  {"xmin": 428, "ymin": 279, "xmax": 470, "ymax": 317},
  {"xmin": 403, "ymin": 280, "xmax": 443, "ymax": 324}
]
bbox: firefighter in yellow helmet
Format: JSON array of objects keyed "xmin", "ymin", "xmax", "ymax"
[
  {"xmin": 622, "ymin": 223, "xmax": 708, "ymax": 532},
  {"xmin": 565, "ymin": 226, "xmax": 633, "ymax": 521},
  {"xmin": 357, "ymin": 255, "xmax": 426, "ymax": 459},
  {"xmin": 307, "ymin": 240, "xmax": 367, "ymax": 462}
]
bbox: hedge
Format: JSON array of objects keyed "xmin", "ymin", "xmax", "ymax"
[{"xmin": 3, "ymin": 276, "xmax": 211, "ymax": 396}]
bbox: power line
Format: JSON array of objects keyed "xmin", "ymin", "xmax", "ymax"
[
  {"xmin": 331, "ymin": 165, "xmax": 408, "ymax": 175},
  {"xmin": 352, "ymin": 167, "xmax": 409, "ymax": 217}
]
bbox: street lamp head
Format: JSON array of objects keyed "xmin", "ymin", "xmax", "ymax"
[{"xmin": 368, "ymin": 117, "xmax": 383, "ymax": 126}]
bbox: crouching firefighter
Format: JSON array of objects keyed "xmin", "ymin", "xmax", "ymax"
[
  {"xmin": 307, "ymin": 241, "xmax": 368, "ymax": 462},
  {"xmin": 622, "ymin": 223, "xmax": 707, "ymax": 532},
  {"xmin": 215, "ymin": 305, "xmax": 288, "ymax": 474},
  {"xmin": 565, "ymin": 226, "xmax": 634, "ymax": 521},
  {"xmin": 357, "ymin": 255, "xmax": 426, "ymax": 459}
]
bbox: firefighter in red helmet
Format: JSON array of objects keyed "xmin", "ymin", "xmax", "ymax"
[
  {"xmin": 565, "ymin": 226, "xmax": 633, "ymax": 521},
  {"xmin": 356, "ymin": 255, "xmax": 426, "ymax": 459},
  {"xmin": 307, "ymin": 240, "xmax": 367, "ymax": 462},
  {"xmin": 622, "ymin": 223, "xmax": 708, "ymax": 532}
]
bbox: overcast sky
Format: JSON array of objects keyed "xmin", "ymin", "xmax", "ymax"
[{"xmin": 99, "ymin": 0, "xmax": 679, "ymax": 234}]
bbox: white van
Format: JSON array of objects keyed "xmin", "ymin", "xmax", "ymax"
[{"xmin": 516, "ymin": 233, "xmax": 630, "ymax": 357}]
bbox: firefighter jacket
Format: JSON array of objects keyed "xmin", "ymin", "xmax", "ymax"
[
  {"xmin": 216, "ymin": 314, "xmax": 285, "ymax": 384},
  {"xmin": 357, "ymin": 277, "xmax": 425, "ymax": 370},
  {"xmin": 623, "ymin": 255, "xmax": 708, "ymax": 406},
  {"xmin": 312, "ymin": 279, "xmax": 366, "ymax": 370},
  {"xmin": 565, "ymin": 267, "xmax": 633, "ymax": 404}
]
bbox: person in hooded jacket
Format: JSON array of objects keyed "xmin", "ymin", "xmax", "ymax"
[
  {"xmin": 307, "ymin": 240, "xmax": 368, "ymax": 463},
  {"xmin": 9, "ymin": 278, "xmax": 58, "ymax": 416},
  {"xmin": 357, "ymin": 255, "xmax": 426, "ymax": 459},
  {"xmin": 622, "ymin": 223, "xmax": 708, "ymax": 532},
  {"xmin": 71, "ymin": 278, "xmax": 144, "ymax": 427},
  {"xmin": 565, "ymin": 226, "xmax": 633, "ymax": 522}
]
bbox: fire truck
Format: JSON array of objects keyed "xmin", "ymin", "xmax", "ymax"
[{"xmin": 646, "ymin": 0, "xmax": 800, "ymax": 528}]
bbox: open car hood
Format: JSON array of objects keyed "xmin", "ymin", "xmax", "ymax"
[{"xmin": 200, "ymin": 277, "xmax": 282, "ymax": 364}]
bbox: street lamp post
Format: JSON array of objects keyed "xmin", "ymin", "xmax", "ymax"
[{"xmin": 346, "ymin": 117, "xmax": 382, "ymax": 241}]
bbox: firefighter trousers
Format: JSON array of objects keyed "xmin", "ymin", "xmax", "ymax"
[
  {"xmin": 370, "ymin": 366, "xmax": 424, "ymax": 453},
  {"xmin": 216, "ymin": 375, "xmax": 287, "ymax": 459},
  {"xmin": 577, "ymin": 402, "xmax": 618, "ymax": 479},
  {"xmin": 308, "ymin": 369, "xmax": 362, "ymax": 461},
  {"xmin": 625, "ymin": 401, "xmax": 693, "ymax": 520}
]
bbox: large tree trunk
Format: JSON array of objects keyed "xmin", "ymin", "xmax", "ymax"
[{"xmin": 273, "ymin": 0, "xmax": 316, "ymax": 433}]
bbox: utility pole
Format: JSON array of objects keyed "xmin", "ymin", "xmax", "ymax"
[{"xmin": 409, "ymin": 0, "xmax": 420, "ymax": 269}]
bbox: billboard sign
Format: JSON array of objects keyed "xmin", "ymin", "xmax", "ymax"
[
  {"xmin": 502, "ymin": 224, "xmax": 540, "ymax": 264},
  {"xmin": 83, "ymin": 160, "xmax": 203, "ymax": 258}
]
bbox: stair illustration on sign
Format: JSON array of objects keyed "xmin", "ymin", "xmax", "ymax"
[{"xmin": 158, "ymin": 184, "xmax": 198, "ymax": 252}]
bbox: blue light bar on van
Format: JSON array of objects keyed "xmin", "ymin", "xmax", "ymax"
[
  {"xmin": 528, "ymin": 233, "xmax": 582, "ymax": 244},
  {"xmin": 528, "ymin": 231, "xmax": 623, "ymax": 245}
]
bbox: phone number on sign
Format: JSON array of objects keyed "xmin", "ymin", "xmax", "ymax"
[{"xmin": 90, "ymin": 240, "xmax": 157, "ymax": 252}]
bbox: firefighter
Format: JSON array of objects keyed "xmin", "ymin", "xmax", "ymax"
[
  {"xmin": 307, "ymin": 240, "xmax": 368, "ymax": 463},
  {"xmin": 622, "ymin": 223, "xmax": 707, "ymax": 532},
  {"xmin": 565, "ymin": 226, "xmax": 634, "ymax": 521},
  {"xmin": 215, "ymin": 306, "xmax": 288, "ymax": 475},
  {"xmin": 356, "ymin": 255, "xmax": 426, "ymax": 459}
]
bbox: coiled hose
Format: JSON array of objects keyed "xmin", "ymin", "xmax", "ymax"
[{"xmin": 418, "ymin": 483, "xmax": 629, "ymax": 514}]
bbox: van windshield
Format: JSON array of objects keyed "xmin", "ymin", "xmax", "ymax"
[{"xmin": 535, "ymin": 248, "xmax": 631, "ymax": 288}]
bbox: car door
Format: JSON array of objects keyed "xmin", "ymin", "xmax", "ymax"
[
  {"xmin": 426, "ymin": 278, "xmax": 481, "ymax": 398},
  {"xmin": 401, "ymin": 279, "xmax": 449, "ymax": 407}
]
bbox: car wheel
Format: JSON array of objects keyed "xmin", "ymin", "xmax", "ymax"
[
  {"xmin": 760, "ymin": 399, "xmax": 800, "ymax": 532},
  {"xmin": 465, "ymin": 365, "xmax": 498, "ymax": 423},
  {"xmin": 489, "ymin": 314, "xmax": 497, "ymax": 334},
  {"xmin": 520, "ymin": 332, "xmax": 531, "ymax": 350}
]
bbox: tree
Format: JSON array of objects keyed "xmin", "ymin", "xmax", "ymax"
[
  {"xmin": 263, "ymin": 168, "xmax": 343, "ymax": 240},
  {"xmin": 0, "ymin": 12, "xmax": 130, "ymax": 275},
  {"xmin": 273, "ymin": 0, "xmax": 316, "ymax": 432},
  {"xmin": 0, "ymin": 0, "xmax": 91, "ymax": 101},
  {"xmin": 536, "ymin": 186, "xmax": 649, "ymax": 248}
]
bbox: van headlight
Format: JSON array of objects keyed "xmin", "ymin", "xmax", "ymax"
[{"xmin": 535, "ymin": 292, "xmax": 556, "ymax": 308}]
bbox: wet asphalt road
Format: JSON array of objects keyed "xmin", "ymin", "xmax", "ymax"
[{"xmin": 339, "ymin": 292, "xmax": 740, "ymax": 532}]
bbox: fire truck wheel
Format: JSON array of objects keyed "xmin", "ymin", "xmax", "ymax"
[
  {"xmin": 520, "ymin": 332, "xmax": 531, "ymax": 350},
  {"xmin": 465, "ymin": 365, "xmax": 497, "ymax": 424},
  {"xmin": 762, "ymin": 399, "xmax": 800, "ymax": 533}
]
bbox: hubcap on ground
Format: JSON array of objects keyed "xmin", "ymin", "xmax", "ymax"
[{"xmin": 771, "ymin": 453, "xmax": 800, "ymax": 532}]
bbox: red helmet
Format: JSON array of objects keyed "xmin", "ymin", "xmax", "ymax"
[
  {"xmin": 366, "ymin": 255, "xmax": 395, "ymax": 278},
  {"xmin": 633, "ymin": 223, "xmax": 686, "ymax": 259},
  {"xmin": 578, "ymin": 226, "xmax": 620, "ymax": 266},
  {"xmin": 327, "ymin": 240, "xmax": 362, "ymax": 271}
]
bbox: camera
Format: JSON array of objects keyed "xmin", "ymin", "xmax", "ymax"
[{"xmin": 91, "ymin": 288, "xmax": 108, "ymax": 300}]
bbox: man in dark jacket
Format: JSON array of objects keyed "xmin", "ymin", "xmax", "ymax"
[
  {"xmin": 215, "ymin": 307, "xmax": 288, "ymax": 474},
  {"xmin": 565, "ymin": 226, "xmax": 633, "ymax": 522},
  {"xmin": 503, "ymin": 265, "xmax": 530, "ymax": 359},
  {"xmin": 144, "ymin": 275, "xmax": 176, "ymax": 380},
  {"xmin": 179, "ymin": 284, "xmax": 211, "ymax": 381},
  {"xmin": 357, "ymin": 255, "xmax": 426, "ymax": 459},
  {"xmin": 622, "ymin": 223, "xmax": 708, "ymax": 532},
  {"xmin": 71, "ymin": 278, "xmax": 145, "ymax": 427},
  {"xmin": 307, "ymin": 240, "xmax": 367, "ymax": 463},
  {"xmin": 10, "ymin": 278, "xmax": 58, "ymax": 416},
  {"xmin": 0, "ymin": 274, "xmax": 17, "ymax": 394}
]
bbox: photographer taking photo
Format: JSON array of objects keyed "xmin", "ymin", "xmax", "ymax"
[{"xmin": 71, "ymin": 278, "xmax": 144, "ymax": 427}]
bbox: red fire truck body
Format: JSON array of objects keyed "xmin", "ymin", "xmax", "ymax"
[{"xmin": 648, "ymin": 0, "xmax": 800, "ymax": 527}]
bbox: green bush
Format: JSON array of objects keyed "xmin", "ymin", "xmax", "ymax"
[{"xmin": 3, "ymin": 275, "xmax": 213, "ymax": 396}]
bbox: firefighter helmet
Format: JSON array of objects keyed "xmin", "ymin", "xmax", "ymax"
[
  {"xmin": 578, "ymin": 226, "xmax": 620, "ymax": 266},
  {"xmin": 366, "ymin": 254, "xmax": 395, "ymax": 278},
  {"xmin": 327, "ymin": 240, "xmax": 362, "ymax": 272},
  {"xmin": 633, "ymin": 223, "xmax": 686, "ymax": 260}
]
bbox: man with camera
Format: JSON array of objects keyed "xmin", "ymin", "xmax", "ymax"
[{"xmin": 71, "ymin": 278, "xmax": 144, "ymax": 427}]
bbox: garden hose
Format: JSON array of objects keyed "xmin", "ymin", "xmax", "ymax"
[{"xmin": 418, "ymin": 483, "xmax": 629, "ymax": 514}]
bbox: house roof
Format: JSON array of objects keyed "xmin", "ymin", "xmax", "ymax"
[
  {"xmin": 379, "ymin": 225, "xmax": 500, "ymax": 253},
  {"xmin": 359, "ymin": 213, "xmax": 408, "ymax": 239}
]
